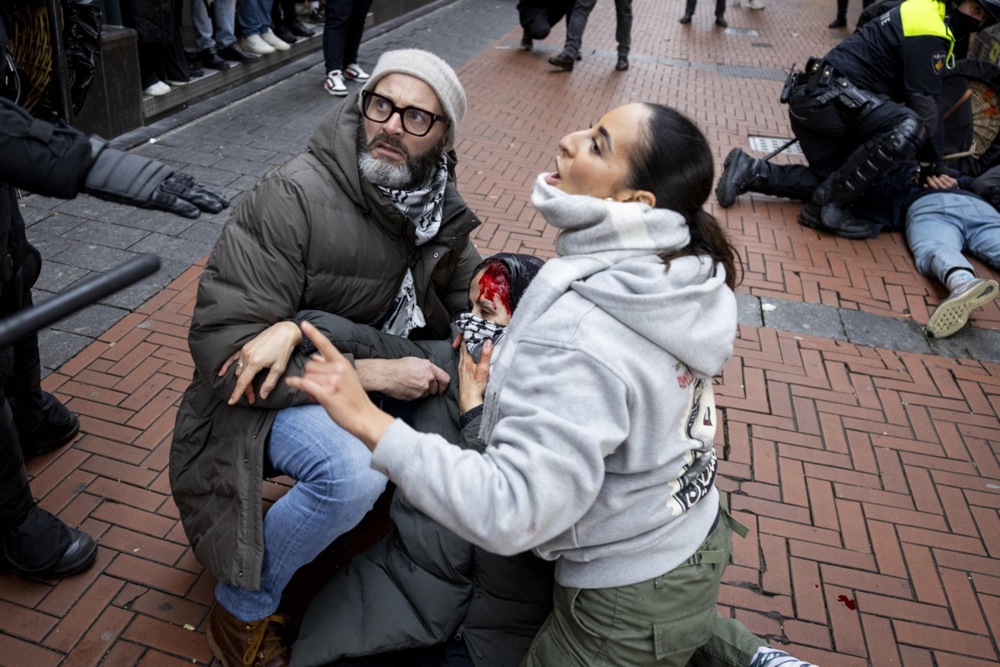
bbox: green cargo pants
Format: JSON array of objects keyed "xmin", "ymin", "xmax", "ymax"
[{"xmin": 522, "ymin": 498, "xmax": 748, "ymax": 666}]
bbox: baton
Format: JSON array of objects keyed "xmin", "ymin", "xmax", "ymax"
[
  {"xmin": 0, "ymin": 253, "xmax": 161, "ymax": 346},
  {"xmin": 762, "ymin": 137, "xmax": 799, "ymax": 162}
]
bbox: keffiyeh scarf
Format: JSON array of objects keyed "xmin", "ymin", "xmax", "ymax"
[
  {"xmin": 379, "ymin": 157, "xmax": 450, "ymax": 337},
  {"xmin": 454, "ymin": 312, "xmax": 507, "ymax": 362}
]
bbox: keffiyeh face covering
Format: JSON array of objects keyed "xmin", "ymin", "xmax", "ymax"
[{"xmin": 454, "ymin": 312, "xmax": 506, "ymax": 362}]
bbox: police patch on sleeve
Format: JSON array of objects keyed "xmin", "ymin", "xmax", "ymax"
[{"xmin": 932, "ymin": 51, "xmax": 947, "ymax": 75}]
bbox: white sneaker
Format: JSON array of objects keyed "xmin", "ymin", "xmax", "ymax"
[
  {"xmin": 746, "ymin": 0, "xmax": 766, "ymax": 8},
  {"xmin": 261, "ymin": 29, "xmax": 290, "ymax": 51},
  {"xmin": 926, "ymin": 278, "xmax": 998, "ymax": 338},
  {"xmin": 343, "ymin": 63, "xmax": 370, "ymax": 81},
  {"xmin": 143, "ymin": 80, "xmax": 171, "ymax": 96},
  {"xmin": 324, "ymin": 70, "xmax": 348, "ymax": 96},
  {"xmin": 241, "ymin": 34, "xmax": 275, "ymax": 55}
]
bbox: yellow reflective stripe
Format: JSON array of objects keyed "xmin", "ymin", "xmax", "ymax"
[{"xmin": 900, "ymin": 0, "xmax": 954, "ymax": 60}]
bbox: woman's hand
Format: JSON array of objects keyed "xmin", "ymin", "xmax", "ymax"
[
  {"xmin": 286, "ymin": 322, "xmax": 394, "ymax": 450},
  {"xmin": 220, "ymin": 320, "xmax": 302, "ymax": 405},
  {"xmin": 457, "ymin": 333, "xmax": 492, "ymax": 414}
]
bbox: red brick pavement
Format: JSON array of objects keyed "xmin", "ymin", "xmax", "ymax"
[{"xmin": 2, "ymin": 1, "xmax": 999, "ymax": 665}]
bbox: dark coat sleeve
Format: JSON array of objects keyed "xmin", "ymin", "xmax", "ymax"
[{"xmin": 0, "ymin": 97, "xmax": 93, "ymax": 199}]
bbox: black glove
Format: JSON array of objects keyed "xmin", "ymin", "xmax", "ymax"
[{"xmin": 83, "ymin": 138, "xmax": 229, "ymax": 219}]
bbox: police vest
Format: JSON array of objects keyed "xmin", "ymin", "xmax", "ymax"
[{"xmin": 900, "ymin": 0, "xmax": 955, "ymax": 66}]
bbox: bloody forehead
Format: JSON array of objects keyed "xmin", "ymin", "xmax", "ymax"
[{"xmin": 478, "ymin": 262, "xmax": 512, "ymax": 313}]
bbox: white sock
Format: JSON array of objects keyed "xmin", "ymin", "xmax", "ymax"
[
  {"xmin": 749, "ymin": 646, "xmax": 817, "ymax": 667},
  {"xmin": 945, "ymin": 269, "xmax": 976, "ymax": 291}
]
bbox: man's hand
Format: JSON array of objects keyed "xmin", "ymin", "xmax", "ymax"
[
  {"xmin": 286, "ymin": 322, "xmax": 394, "ymax": 450},
  {"xmin": 354, "ymin": 357, "xmax": 451, "ymax": 400},
  {"xmin": 923, "ymin": 173, "xmax": 959, "ymax": 190},
  {"xmin": 221, "ymin": 321, "xmax": 302, "ymax": 405}
]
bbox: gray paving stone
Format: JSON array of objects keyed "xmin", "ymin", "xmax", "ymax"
[
  {"xmin": 928, "ymin": 325, "xmax": 1000, "ymax": 363},
  {"xmin": 735, "ymin": 292, "xmax": 762, "ymax": 328},
  {"xmin": 129, "ymin": 233, "xmax": 215, "ymax": 264},
  {"xmin": 34, "ymin": 261, "xmax": 90, "ymax": 294},
  {"xmin": 48, "ymin": 244, "xmax": 138, "ymax": 273},
  {"xmin": 37, "ymin": 329, "xmax": 93, "ymax": 375},
  {"xmin": 62, "ymin": 221, "xmax": 152, "ymax": 250},
  {"xmin": 762, "ymin": 297, "xmax": 848, "ymax": 341},
  {"xmin": 840, "ymin": 309, "xmax": 932, "ymax": 354},
  {"xmin": 37, "ymin": 301, "xmax": 130, "ymax": 339}
]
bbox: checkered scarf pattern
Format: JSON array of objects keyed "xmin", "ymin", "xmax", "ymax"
[
  {"xmin": 378, "ymin": 158, "xmax": 449, "ymax": 336},
  {"xmin": 454, "ymin": 312, "xmax": 507, "ymax": 361}
]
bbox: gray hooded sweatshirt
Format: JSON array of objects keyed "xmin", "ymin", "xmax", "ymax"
[{"xmin": 371, "ymin": 176, "xmax": 738, "ymax": 589}]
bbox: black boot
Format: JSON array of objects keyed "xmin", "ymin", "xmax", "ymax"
[
  {"xmin": 798, "ymin": 201, "xmax": 875, "ymax": 239},
  {"xmin": 13, "ymin": 391, "xmax": 79, "ymax": 459},
  {"xmin": 829, "ymin": 17, "xmax": 847, "ymax": 28},
  {"xmin": 286, "ymin": 19, "xmax": 315, "ymax": 37},
  {"xmin": 548, "ymin": 52, "xmax": 575, "ymax": 71},
  {"xmin": 715, "ymin": 0, "xmax": 727, "ymax": 26},
  {"xmin": 0, "ymin": 397, "xmax": 95, "ymax": 581},
  {"xmin": 199, "ymin": 48, "xmax": 237, "ymax": 71},
  {"xmin": 0, "ymin": 504, "xmax": 97, "ymax": 580},
  {"xmin": 798, "ymin": 117, "xmax": 923, "ymax": 237},
  {"xmin": 716, "ymin": 148, "xmax": 768, "ymax": 207},
  {"xmin": 680, "ymin": 0, "xmax": 696, "ymax": 23}
]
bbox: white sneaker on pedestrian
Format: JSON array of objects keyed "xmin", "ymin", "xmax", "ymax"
[
  {"xmin": 143, "ymin": 81, "xmax": 171, "ymax": 96},
  {"xmin": 343, "ymin": 63, "xmax": 370, "ymax": 81},
  {"xmin": 324, "ymin": 70, "xmax": 348, "ymax": 96},
  {"xmin": 926, "ymin": 278, "xmax": 999, "ymax": 338},
  {"xmin": 261, "ymin": 29, "xmax": 291, "ymax": 51},
  {"xmin": 746, "ymin": 0, "xmax": 766, "ymax": 8},
  {"xmin": 241, "ymin": 34, "xmax": 276, "ymax": 55}
]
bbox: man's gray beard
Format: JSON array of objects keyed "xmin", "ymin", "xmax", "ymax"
[{"xmin": 357, "ymin": 125, "xmax": 445, "ymax": 189}]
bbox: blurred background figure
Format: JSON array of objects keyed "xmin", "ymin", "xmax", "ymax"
[
  {"xmin": 272, "ymin": 0, "xmax": 315, "ymax": 45},
  {"xmin": 119, "ymin": 0, "xmax": 193, "ymax": 96},
  {"xmin": 322, "ymin": 0, "xmax": 373, "ymax": 96},
  {"xmin": 517, "ymin": 0, "xmax": 576, "ymax": 50},
  {"xmin": 830, "ymin": 0, "xmax": 875, "ymax": 27},
  {"xmin": 238, "ymin": 0, "xmax": 290, "ymax": 55}
]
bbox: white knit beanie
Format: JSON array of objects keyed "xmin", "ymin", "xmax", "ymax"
[{"xmin": 361, "ymin": 49, "xmax": 467, "ymax": 147}]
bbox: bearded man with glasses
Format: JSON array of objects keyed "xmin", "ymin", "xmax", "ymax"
[{"xmin": 169, "ymin": 49, "xmax": 482, "ymax": 667}]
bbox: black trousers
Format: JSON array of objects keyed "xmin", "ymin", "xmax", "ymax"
[
  {"xmin": 0, "ymin": 184, "xmax": 65, "ymax": 560},
  {"xmin": 761, "ymin": 77, "xmax": 919, "ymax": 201}
]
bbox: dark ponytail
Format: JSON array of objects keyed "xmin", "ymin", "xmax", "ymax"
[{"xmin": 629, "ymin": 104, "xmax": 742, "ymax": 289}]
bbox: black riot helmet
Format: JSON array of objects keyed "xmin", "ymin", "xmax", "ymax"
[
  {"xmin": 950, "ymin": 0, "xmax": 1000, "ymax": 27},
  {"xmin": 976, "ymin": 0, "xmax": 1000, "ymax": 24}
]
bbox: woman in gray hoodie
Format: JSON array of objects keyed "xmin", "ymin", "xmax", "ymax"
[{"xmin": 287, "ymin": 103, "xmax": 810, "ymax": 667}]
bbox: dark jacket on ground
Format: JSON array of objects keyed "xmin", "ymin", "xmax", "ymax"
[
  {"xmin": 290, "ymin": 315, "xmax": 553, "ymax": 667},
  {"xmin": 169, "ymin": 91, "xmax": 481, "ymax": 589}
]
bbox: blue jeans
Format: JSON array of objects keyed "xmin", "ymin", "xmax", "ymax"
[
  {"xmin": 191, "ymin": 0, "xmax": 237, "ymax": 51},
  {"xmin": 237, "ymin": 0, "xmax": 274, "ymax": 37},
  {"xmin": 215, "ymin": 404, "xmax": 388, "ymax": 621},
  {"xmin": 563, "ymin": 0, "xmax": 632, "ymax": 58},
  {"xmin": 323, "ymin": 0, "xmax": 374, "ymax": 72},
  {"xmin": 906, "ymin": 192, "xmax": 1000, "ymax": 284}
]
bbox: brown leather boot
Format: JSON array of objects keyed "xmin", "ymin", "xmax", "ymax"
[{"xmin": 206, "ymin": 604, "xmax": 291, "ymax": 667}]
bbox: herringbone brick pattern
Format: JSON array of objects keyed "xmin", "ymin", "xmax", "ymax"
[{"xmin": 1, "ymin": 0, "xmax": 998, "ymax": 665}]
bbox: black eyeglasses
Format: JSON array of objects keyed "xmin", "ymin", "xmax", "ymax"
[{"xmin": 361, "ymin": 90, "xmax": 449, "ymax": 137}]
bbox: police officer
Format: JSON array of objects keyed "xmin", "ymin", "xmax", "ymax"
[
  {"xmin": 1, "ymin": 0, "xmax": 228, "ymax": 580},
  {"xmin": 716, "ymin": 0, "xmax": 998, "ymax": 239}
]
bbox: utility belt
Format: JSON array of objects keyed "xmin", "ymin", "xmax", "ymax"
[{"xmin": 780, "ymin": 57, "xmax": 879, "ymax": 111}]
